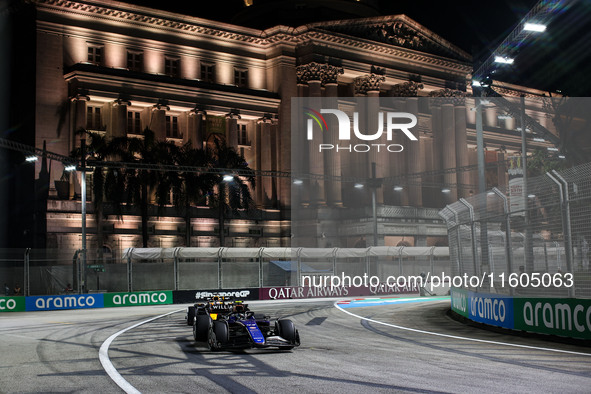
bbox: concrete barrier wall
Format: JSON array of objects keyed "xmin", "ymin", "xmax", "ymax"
[
  {"xmin": 0, "ymin": 283, "xmax": 419, "ymax": 312},
  {"xmin": 0, "ymin": 291, "xmax": 173, "ymax": 312},
  {"xmin": 450, "ymin": 288, "xmax": 591, "ymax": 340}
]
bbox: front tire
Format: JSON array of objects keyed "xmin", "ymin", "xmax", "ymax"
[
  {"xmin": 276, "ymin": 319, "xmax": 299, "ymax": 346},
  {"xmin": 208, "ymin": 320, "xmax": 229, "ymax": 351}
]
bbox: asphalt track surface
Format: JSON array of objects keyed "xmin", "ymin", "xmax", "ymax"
[{"xmin": 2, "ymin": 297, "xmax": 591, "ymax": 393}]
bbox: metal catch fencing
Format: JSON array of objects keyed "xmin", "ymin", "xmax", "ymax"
[
  {"xmin": 439, "ymin": 161, "xmax": 591, "ymax": 298},
  {"xmin": 0, "ymin": 246, "xmax": 452, "ymax": 296}
]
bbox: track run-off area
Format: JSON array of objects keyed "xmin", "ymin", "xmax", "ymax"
[{"xmin": 2, "ymin": 296, "xmax": 591, "ymax": 393}]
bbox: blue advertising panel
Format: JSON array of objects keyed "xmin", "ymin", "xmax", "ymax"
[
  {"xmin": 25, "ymin": 294, "xmax": 104, "ymax": 311},
  {"xmin": 467, "ymin": 291, "xmax": 514, "ymax": 329}
]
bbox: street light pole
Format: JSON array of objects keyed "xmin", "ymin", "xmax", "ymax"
[
  {"xmin": 475, "ymin": 97, "xmax": 490, "ymax": 271},
  {"xmin": 475, "ymin": 97, "xmax": 486, "ymax": 194},
  {"xmin": 80, "ymin": 138, "xmax": 87, "ymax": 293},
  {"xmin": 521, "ymin": 96, "xmax": 533, "ymax": 272}
]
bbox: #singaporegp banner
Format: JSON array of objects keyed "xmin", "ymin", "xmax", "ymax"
[{"xmin": 450, "ymin": 288, "xmax": 591, "ymax": 340}]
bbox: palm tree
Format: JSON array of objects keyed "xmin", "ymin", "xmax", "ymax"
[
  {"xmin": 169, "ymin": 142, "xmax": 217, "ymax": 246},
  {"xmin": 209, "ymin": 139, "xmax": 256, "ymax": 247},
  {"xmin": 114, "ymin": 128, "xmax": 177, "ymax": 247},
  {"xmin": 71, "ymin": 128, "xmax": 120, "ymax": 253}
]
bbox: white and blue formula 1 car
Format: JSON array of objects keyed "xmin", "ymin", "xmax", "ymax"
[{"xmin": 186, "ymin": 295, "xmax": 300, "ymax": 351}]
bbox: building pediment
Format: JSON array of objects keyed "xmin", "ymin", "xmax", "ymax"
[{"xmin": 307, "ymin": 15, "xmax": 471, "ymax": 62}]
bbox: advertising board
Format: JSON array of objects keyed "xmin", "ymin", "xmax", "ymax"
[
  {"xmin": 0, "ymin": 296, "xmax": 25, "ymax": 312},
  {"xmin": 467, "ymin": 292, "xmax": 514, "ymax": 329},
  {"xmin": 260, "ymin": 283, "xmax": 418, "ymax": 300},
  {"xmin": 103, "ymin": 291, "xmax": 173, "ymax": 307},
  {"xmin": 172, "ymin": 289, "xmax": 259, "ymax": 304},
  {"xmin": 514, "ymin": 298, "xmax": 591, "ymax": 340},
  {"xmin": 25, "ymin": 294, "xmax": 104, "ymax": 311},
  {"xmin": 450, "ymin": 288, "xmax": 468, "ymax": 318}
]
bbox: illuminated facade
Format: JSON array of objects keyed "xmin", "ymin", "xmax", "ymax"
[{"xmin": 23, "ymin": 0, "xmax": 556, "ymax": 250}]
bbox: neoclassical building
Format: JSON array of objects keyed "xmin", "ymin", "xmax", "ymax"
[{"xmin": 5, "ymin": 0, "xmax": 557, "ymax": 251}]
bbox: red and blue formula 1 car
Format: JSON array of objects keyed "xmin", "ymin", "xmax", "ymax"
[{"xmin": 186, "ymin": 295, "xmax": 300, "ymax": 351}]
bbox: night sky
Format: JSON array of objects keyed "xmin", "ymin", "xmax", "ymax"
[{"xmin": 110, "ymin": 0, "xmax": 591, "ymax": 95}]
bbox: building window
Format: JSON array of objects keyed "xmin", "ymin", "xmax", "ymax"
[
  {"xmin": 234, "ymin": 68, "xmax": 248, "ymax": 88},
  {"xmin": 165, "ymin": 57, "xmax": 180, "ymax": 78},
  {"xmin": 86, "ymin": 106, "xmax": 103, "ymax": 131},
  {"xmin": 127, "ymin": 111, "xmax": 141, "ymax": 134},
  {"xmin": 166, "ymin": 115, "xmax": 179, "ymax": 138},
  {"xmin": 87, "ymin": 45, "xmax": 102, "ymax": 65},
  {"xmin": 200, "ymin": 63, "xmax": 215, "ymax": 83},
  {"xmin": 237, "ymin": 124, "xmax": 249, "ymax": 146},
  {"xmin": 127, "ymin": 51, "xmax": 143, "ymax": 72}
]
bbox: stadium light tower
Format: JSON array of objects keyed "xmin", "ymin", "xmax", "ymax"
[
  {"xmin": 473, "ymin": 0, "xmax": 570, "ymax": 84},
  {"xmin": 471, "ymin": 0, "xmax": 570, "ymax": 274}
]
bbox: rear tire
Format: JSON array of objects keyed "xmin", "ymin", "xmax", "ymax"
[
  {"xmin": 194, "ymin": 314, "xmax": 210, "ymax": 341},
  {"xmin": 187, "ymin": 306, "xmax": 196, "ymax": 326}
]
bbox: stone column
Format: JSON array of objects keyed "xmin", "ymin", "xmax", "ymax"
[
  {"xmin": 405, "ymin": 97, "xmax": 422, "ymax": 206},
  {"xmin": 322, "ymin": 64, "xmax": 344, "ymax": 206},
  {"xmin": 71, "ymin": 95, "xmax": 87, "ymax": 151},
  {"xmin": 389, "ymin": 98, "xmax": 408, "ymax": 206},
  {"xmin": 186, "ymin": 109, "xmax": 205, "ymax": 148},
  {"xmin": 254, "ymin": 120, "xmax": 264, "ymax": 207},
  {"xmin": 429, "ymin": 88, "xmax": 468, "ymax": 203},
  {"xmin": 454, "ymin": 101, "xmax": 470, "ymax": 198},
  {"xmin": 485, "ymin": 106, "xmax": 497, "ymax": 127},
  {"xmin": 350, "ymin": 75, "xmax": 368, "ymax": 208},
  {"xmin": 295, "ymin": 65, "xmax": 311, "ymax": 206},
  {"xmin": 388, "ymin": 81, "xmax": 422, "ymax": 206},
  {"xmin": 350, "ymin": 73, "xmax": 385, "ymax": 207},
  {"xmin": 441, "ymin": 103, "xmax": 458, "ymax": 201},
  {"xmin": 306, "ymin": 63, "xmax": 325, "ymax": 206},
  {"xmin": 225, "ymin": 110, "xmax": 240, "ymax": 148},
  {"xmin": 430, "ymin": 102, "xmax": 443, "ymax": 206},
  {"xmin": 69, "ymin": 94, "xmax": 88, "ymax": 199},
  {"xmin": 110, "ymin": 100, "xmax": 127, "ymax": 139},
  {"xmin": 269, "ymin": 119, "xmax": 279, "ymax": 206},
  {"xmin": 258, "ymin": 114, "xmax": 273, "ymax": 208},
  {"xmin": 367, "ymin": 88, "xmax": 383, "ymax": 203},
  {"xmin": 150, "ymin": 104, "xmax": 166, "ymax": 140}
]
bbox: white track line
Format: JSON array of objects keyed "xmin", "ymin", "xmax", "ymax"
[
  {"xmin": 334, "ymin": 300, "xmax": 591, "ymax": 357},
  {"xmin": 99, "ymin": 309, "xmax": 184, "ymax": 394}
]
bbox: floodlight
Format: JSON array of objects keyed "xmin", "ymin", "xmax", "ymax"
[
  {"xmin": 524, "ymin": 23, "xmax": 546, "ymax": 32},
  {"xmin": 494, "ymin": 56, "xmax": 514, "ymax": 64}
]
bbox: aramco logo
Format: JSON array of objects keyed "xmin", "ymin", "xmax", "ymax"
[{"xmin": 304, "ymin": 108, "xmax": 418, "ymax": 152}]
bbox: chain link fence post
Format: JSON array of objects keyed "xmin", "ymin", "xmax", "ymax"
[
  {"xmin": 23, "ymin": 248, "xmax": 30, "ymax": 297},
  {"xmin": 459, "ymin": 198, "xmax": 479, "ymax": 280},
  {"xmin": 127, "ymin": 248, "xmax": 133, "ymax": 293},
  {"xmin": 547, "ymin": 172, "xmax": 574, "ymax": 285},
  {"xmin": 493, "ymin": 187, "xmax": 514, "ymax": 296}
]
